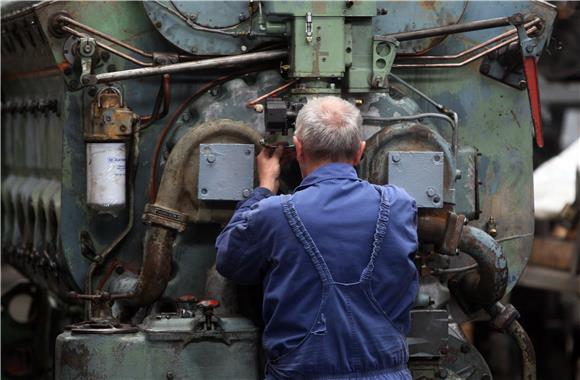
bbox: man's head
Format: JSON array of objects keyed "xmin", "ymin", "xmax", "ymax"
[{"xmin": 293, "ymin": 96, "xmax": 365, "ymax": 175}]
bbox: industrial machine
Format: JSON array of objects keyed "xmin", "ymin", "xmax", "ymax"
[{"xmin": 1, "ymin": 1, "xmax": 557, "ymax": 379}]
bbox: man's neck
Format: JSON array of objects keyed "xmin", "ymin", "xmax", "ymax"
[{"xmin": 300, "ymin": 160, "xmax": 352, "ymax": 178}]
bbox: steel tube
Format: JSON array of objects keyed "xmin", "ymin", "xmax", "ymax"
[
  {"xmin": 397, "ymin": 19, "xmax": 540, "ymax": 61},
  {"xmin": 94, "ymin": 49, "xmax": 288, "ymax": 83},
  {"xmin": 379, "ymin": 16, "xmax": 514, "ymax": 42},
  {"xmin": 57, "ymin": 15, "xmax": 153, "ymax": 58}
]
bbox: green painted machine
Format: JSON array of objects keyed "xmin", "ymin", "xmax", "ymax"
[{"xmin": 1, "ymin": 1, "xmax": 557, "ymax": 379}]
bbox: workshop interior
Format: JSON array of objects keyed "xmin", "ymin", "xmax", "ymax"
[{"xmin": 1, "ymin": 1, "xmax": 578, "ymax": 379}]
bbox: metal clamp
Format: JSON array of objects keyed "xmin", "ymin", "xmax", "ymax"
[
  {"xmin": 142, "ymin": 204, "xmax": 188, "ymax": 232},
  {"xmin": 79, "ymin": 36, "xmax": 97, "ymax": 86},
  {"xmin": 440, "ymin": 212, "xmax": 466, "ymax": 255}
]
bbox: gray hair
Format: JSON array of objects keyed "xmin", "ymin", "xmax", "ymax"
[{"xmin": 294, "ymin": 96, "xmax": 363, "ymax": 161}]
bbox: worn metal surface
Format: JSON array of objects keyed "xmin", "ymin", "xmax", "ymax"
[
  {"xmin": 55, "ymin": 316, "xmax": 260, "ymax": 380},
  {"xmin": 198, "ymin": 144, "xmax": 255, "ymax": 201},
  {"xmin": 387, "ymin": 151, "xmax": 444, "ymax": 208}
]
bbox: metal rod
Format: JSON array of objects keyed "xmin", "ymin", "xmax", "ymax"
[
  {"xmin": 61, "ymin": 26, "xmax": 153, "ymax": 67},
  {"xmin": 57, "ymin": 15, "xmax": 153, "ymax": 58},
  {"xmin": 397, "ymin": 18, "xmax": 540, "ymax": 61},
  {"xmin": 246, "ymin": 79, "xmax": 299, "ymax": 108},
  {"xmin": 391, "ymin": 29, "xmax": 535, "ymax": 68},
  {"xmin": 94, "ymin": 49, "xmax": 288, "ymax": 83},
  {"xmin": 378, "ymin": 16, "xmax": 516, "ymax": 42}
]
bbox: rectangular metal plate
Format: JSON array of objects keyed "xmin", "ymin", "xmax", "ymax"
[
  {"xmin": 387, "ymin": 151, "xmax": 444, "ymax": 208},
  {"xmin": 198, "ymin": 144, "xmax": 255, "ymax": 201}
]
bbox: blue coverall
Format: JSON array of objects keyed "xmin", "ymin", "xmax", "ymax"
[{"xmin": 216, "ymin": 163, "xmax": 419, "ymax": 380}]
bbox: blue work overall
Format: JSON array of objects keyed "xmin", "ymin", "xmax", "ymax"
[{"xmin": 266, "ymin": 185, "xmax": 411, "ymax": 380}]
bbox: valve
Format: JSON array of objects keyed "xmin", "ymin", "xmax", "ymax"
[{"xmin": 197, "ymin": 299, "xmax": 220, "ymax": 330}]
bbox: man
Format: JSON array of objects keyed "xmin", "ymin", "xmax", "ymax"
[{"xmin": 216, "ymin": 96, "xmax": 418, "ymax": 380}]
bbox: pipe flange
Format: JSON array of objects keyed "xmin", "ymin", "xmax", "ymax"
[{"xmin": 142, "ymin": 204, "xmax": 188, "ymax": 232}]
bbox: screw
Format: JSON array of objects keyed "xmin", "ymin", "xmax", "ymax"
[
  {"xmin": 155, "ymin": 21, "xmax": 162, "ymax": 28},
  {"xmin": 245, "ymin": 149, "xmax": 252, "ymax": 156},
  {"xmin": 182, "ymin": 113, "xmax": 191, "ymax": 122},
  {"xmin": 433, "ymin": 154, "xmax": 441, "ymax": 162},
  {"xmin": 105, "ymin": 115, "xmax": 112, "ymax": 122},
  {"xmin": 119, "ymin": 125, "xmax": 127, "ymax": 133},
  {"xmin": 391, "ymin": 154, "xmax": 400, "ymax": 163},
  {"xmin": 433, "ymin": 195, "xmax": 441, "ymax": 204},
  {"xmin": 242, "ymin": 189, "xmax": 251, "ymax": 198},
  {"xmin": 426, "ymin": 187, "xmax": 436, "ymax": 197},
  {"xmin": 240, "ymin": 45, "xmax": 248, "ymax": 52},
  {"xmin": 253, "ymin": 104, "xmax": 264, "ymax": 113},
  {"xmin": 329, "ymin": 83, "xmax": 336, "ymax": 89},
  {"xmin": 525, "ymin": 44, "xmax": 536, "ymax": 53},
  {"xmin": 519, "ymin": 80, "xmax": 527, "ymax": 89},
  {"xmin": 201, "ymin": 188, "xmax": 208, "ymax": 195},
  {"xmin": 206, "ymin": 154, "xmax": 216, "ymax": 163}
]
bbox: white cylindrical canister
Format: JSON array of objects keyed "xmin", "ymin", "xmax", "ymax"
[{"xmin": 86, "ymin": 142, "xmax": 126, "ymax": 210}]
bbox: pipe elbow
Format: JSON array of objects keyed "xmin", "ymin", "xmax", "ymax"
[{"xmin": 456, "ymin": 225, "xmax": 508, "ymax": 307}]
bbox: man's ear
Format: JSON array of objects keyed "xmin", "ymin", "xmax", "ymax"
[
  {"xmin": 293, "ymin": 136, "xmax": 304, "ymax": 163},
  {"xmin": 352, "ymin": 140, "xmax": 366, "ymax": 165}
]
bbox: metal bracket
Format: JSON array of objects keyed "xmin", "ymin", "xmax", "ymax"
[
  {"xmin": 440, "ymin": 212, "xmax": 466, "ymax": 255},
  {"xmin": 142, "ymin": 204, "xmax": 188, "ymax": 232},
  {"xmin": 371, "ymin": 37, "xmax": 399, "ymax": 88},
  {"xmin": 79, "ymin": 36, "xmax": 97, "ymax": 86}
]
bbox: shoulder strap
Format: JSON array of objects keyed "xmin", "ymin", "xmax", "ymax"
[
  {"xmin": 280, "ymin": 195, "xmax": 334, "ymax": 285},
  {"xmin": 360, "ymin": 185, "xmax": 391, "ymax": 281}
]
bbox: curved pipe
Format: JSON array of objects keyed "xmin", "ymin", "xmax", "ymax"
[
  {"xmin": 418, "ymin": 213, "xmax": 508, "ymax": 307},
  {"xmin": 457, "ymin": 225, "xmax": 508, "ymax": 306},
  {"xmin": 128, "ymin": 120, "xmax": 261, "ymax": 306}
]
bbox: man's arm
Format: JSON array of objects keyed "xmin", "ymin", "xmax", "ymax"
[{"xmin": 215, "ymin": 146, "xmax": 284, "ymax": 284}]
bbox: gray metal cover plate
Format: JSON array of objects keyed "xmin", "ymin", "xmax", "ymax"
[
  {"xmin": 198, "ymin": 144, "xmax": 254, "ymax": 201},
  {"xmin": 387, "ymin": 151, "xmax": 444, "ymax": 208}
]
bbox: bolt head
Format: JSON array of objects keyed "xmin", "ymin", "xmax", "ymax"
[
  {"xmin": 391, "ymin": 154, "xmax": 400, "ymax": 163},
  {"xmin": 206, "ymin": 154, "xmax": 216, "ymax": 163},
  {"xmin": 242, "ymin": 189, "xmax": 251, "ymax": 198},
  {"xmin": 433, "ymin": 195, "xmax": 441, "ymax": 204},
  {"xmin": 240, "ymin": 45, "xmax": 248, "ymax": 52},
  {"xmin": 426, "ymin": 187, "xmax": 436, "ymax": 197},
  {"xmin": 253, "ymin": 104, "xmax": 264, "ymax": 113}
]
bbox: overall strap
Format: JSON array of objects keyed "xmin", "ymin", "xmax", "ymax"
[
  {"xmin": 281, "ymin": 195, "xmax": 334, "ymax": 285},
  {"xmin": 360, "ymin": 185, "xmax": 391, "ymax": 281}
]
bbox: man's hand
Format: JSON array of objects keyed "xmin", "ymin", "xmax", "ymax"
[{"xmin": 257, "ymin": 145, "xmax": 284, "ymax": 193}]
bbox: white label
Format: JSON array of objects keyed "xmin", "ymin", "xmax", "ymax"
[{"xmin": 86, "ymin": 143, "xmax": 126, "ymax": 209}]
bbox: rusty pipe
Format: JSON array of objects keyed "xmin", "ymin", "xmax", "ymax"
[
  {"xmin": 456, "ymin": 225, "xmax": 508, "ymax": 306},
  {"xmin": 418, "ymin": 213, "xmax": 508, "ymax": 307},
  {"xmin": 131, "ymin": 226, "xmax": 176, "ymax": 305},
  {"xmin": 128, "ymin": 120, "xmax": 261, "ymax": 307}
]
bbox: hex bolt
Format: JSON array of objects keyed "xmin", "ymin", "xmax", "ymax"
[
  {"xmin": 242, "ymin": 189, "xmax": 251, "ymax": 198},
  {"xmin": 426, "ymin": 187, "xmax": 436, "ymax": 197},
  {"xmin": 206, "ymin": 154, "xmax": 216, "ymax": 163},
  {"xmin": 391, "ymin": 154, "xmax": 400, "ymax": 163}
]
